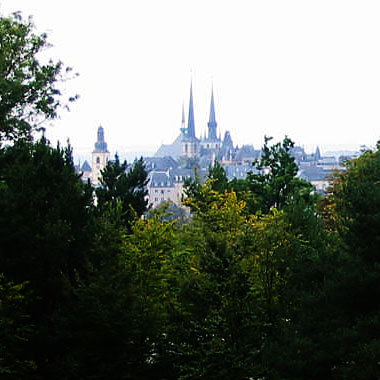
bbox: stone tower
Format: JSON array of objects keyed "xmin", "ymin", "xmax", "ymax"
[
  {"xmin": 181, "ymin": 82, "xmax": 199, "ymax": 158},
  {"xmin": 91, "ymin": 125, "xmax": 110, "ymax": 185}
]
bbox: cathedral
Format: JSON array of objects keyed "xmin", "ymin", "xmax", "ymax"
[
  {"xmin": 155, "ymin": 83, "xmax": 254, "ymax": 167},
  {"xmin": 79, "ymin": 82, "xmax": 349, "ymax": 207}
]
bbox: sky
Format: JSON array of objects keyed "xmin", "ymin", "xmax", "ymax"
[{"xmin": 1, "ymin": 0, "xmax": 380, "ymax": 158}]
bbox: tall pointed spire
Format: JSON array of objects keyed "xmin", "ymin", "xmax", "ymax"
[
  {"xmin": 187, "ymin": 81, "xmax": 196, "ymax": 138},
  {"xmin": 315, "ymin": 146, "xmax": 321, "ymax": 160},
  {"xmin": 180, "ymin": 102, "xmax": 186, "ymax": 136},
  {"xmin": 208, "ymin": 85, "xmax": 218, "ymax": 140},
  {"xmin": 182, "ymin": 102, "xmax": 185, "ymax": 126}
]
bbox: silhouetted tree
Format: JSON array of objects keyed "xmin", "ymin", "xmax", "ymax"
[{"xmin": 96, "ymin": 155, "xmax": 149, "ymax": 228}]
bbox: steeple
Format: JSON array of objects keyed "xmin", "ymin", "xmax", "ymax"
[
  {"xmin": 187, "ymin": 82, "xmax": 196, "ymax": 138},
  {"xmin": 315, "ymin": 146, "xmax": 321, "ymax": 160},
  {"xmin": 208, "ymin": 86, "xmax": 218, "ymax": 140},
  {"xmin": 180, "ymin": 103, "xmax": 186, "ymax": 136},
  {"xmin": 92, "ymin": 125, "xmax": 110, "ymax": 185},
  {"xmin": 93, "ymin": 125, "xmax": 108, "ymax": 153}
]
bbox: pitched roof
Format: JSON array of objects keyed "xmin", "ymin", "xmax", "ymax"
[
  {"xmin": 299, "ymin": 167, "xmax": 334, "ymax": 182},
  {"xmin": 145, "ymin": 156, "xmax": 179, "ymax": 171},
  {"xmin": 155, "ymin": 135, "xmax": 183, "ymax": 159},
  {"xmin": 81, "ymin": 160, "xmax": 92, "ymax": 172},
  {"xmin": 148, "ymin": 172, "xmax": 174, "ymax": 188}
]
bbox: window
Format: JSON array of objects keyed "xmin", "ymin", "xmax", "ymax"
[{"xmin": 96, "ymin": 157, "xmax": 100, "ymax": 164}]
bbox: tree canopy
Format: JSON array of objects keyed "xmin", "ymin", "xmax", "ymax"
[
  {"xmin": 0, "ymin": 12, "xmax": 77, "ymax": 143},
  {"xmin": 2, "ymin": 10, "xmax": 380, "ymax": 379},
  {"xmin": 95, "ymin": 155, "xmax": 149, "ymax": 227}
]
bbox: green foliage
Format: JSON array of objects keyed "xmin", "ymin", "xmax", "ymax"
[
  {"xmin": 0, "ymin": 12, "xmax": 77, "ymax": 142},
  {"xmin": 2, "ymin": 83, "xmax": 380, "ymax": 380},
  {"xmin": 245, "ymin": 136, "xmax": 313, "ymax": 213},
  {"xmin": 177, "ymin": 188, "xmax": 253, "ymax": 379},
  {"xmin": 96, "ymin": 155, "xmax": 149, "ymax": 228},
  {"xmin": 185, "ymin": 137, "xmax": 313, "ymax": 218},
  {"xmin": 0, "ymin": 138, "xmax": 93, "ymax": 294},
  {"xmin": 119, "ymin": 213, "xmax": 182, "ymax": 379},
  {"xmin": 0, "ymin": 275, "xmax": 36, "ymax": 379},
  {"xmin": 207, "ymin": 160, "xmax": 229, "ymax": 193},
  {"xmin": 0, "ymin": 138, "xmax": 94, "ymax": 378},
  {"xmin": 315, "ymin": 147, "xmax": 380, "ymax": 379}
]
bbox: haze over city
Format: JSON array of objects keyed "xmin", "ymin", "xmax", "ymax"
[{"xmin": 1, "ymin": 0, "xmax": 380, "ymax": 158}]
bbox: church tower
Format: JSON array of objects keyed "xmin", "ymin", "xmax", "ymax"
[
  {"xmin": 180, "ymin": 103, "xmax": 186, "ymax": 137},
  {"xmin": 91, "ymin": 125, "xmax": 110, "ymax": 185},
  {"xmin": 208, "ymin": 86, "xmax": 218, "ymax": 140},
  {"xmin": 201, "ymin": 86, "xmax": 221, "ymax": 151},
  {"xmin": 182, "ymin": 82, "xmax": 199, "ymax": 158}
]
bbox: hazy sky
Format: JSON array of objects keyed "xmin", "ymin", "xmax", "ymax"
[{"xmin": 1, "ymin": 0, "xmax": 380, "ymax": 156}]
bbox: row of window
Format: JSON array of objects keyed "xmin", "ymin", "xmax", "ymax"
[{"xmin": 95, "ymin": 156, "xmax": 109, "ymax": 164}]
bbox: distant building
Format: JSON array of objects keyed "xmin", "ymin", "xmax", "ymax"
[
  {"xmin": 79, "ymin": 83, "xmax": 361, "ymax": 207},
  {"xmin": 155, "ymin": 82, "xmax": 234, "ymax": 163},
  {"xmin": 147, "ymin": 172, "xmax": 177, "ymax": 208},
  {"xmin": 299, "ymin": 166, "xmax": 335, "ymax": 193},
  {"xmin": 91, "ymin": 126, "xmax": 110, "ymax": 185}
]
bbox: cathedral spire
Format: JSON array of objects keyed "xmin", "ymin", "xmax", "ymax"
[
  {"xmin": 180, "ymin": 102, "xmax": 186, "ymax": 135},
  {"xmin": 187, "ymin": 81, "xmax": 196, "ymax": 138},
  {"xmin": 208, "ymin": 85, "xmax": 218, "ymax": 140},
  {"xmin": 315, "ymin": 146, "xmax": 321, "ymax": 160},
  {"xmin": 182, "ymin": 102, "xmax": 185, "ymax": 126}
]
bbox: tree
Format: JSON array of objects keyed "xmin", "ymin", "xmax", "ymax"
[
  {"xmin": 0, "ymin": 138, "xmax": 94, "ymax": 378},
  {"xmin": 183, "ymin": 161, "xmax": 229, "ymax": 215},
  {"xmin": 315, "ymin": 147, "xmax": 380, "ymax": 379},
  {"xmin": 207, "ymin": 160, "xmax": 229, "ymax": 193},
  {"xmin": 244, "ymin": 136, "xmax": 312, "ymax": 214},
  {"xmin": 180, "ymin": 177, "xmax": 331, "ymax": 380},
  {"xmin": 96, "ymin": 155, "xmax": 149, "ymax": 228},
  {"xmin": 0, "ymin": 12, "xmax": 77, "ymax": 143},
  {"xmin": 0, "ymin": 275, "xmax": 36, "ymax": 379}
]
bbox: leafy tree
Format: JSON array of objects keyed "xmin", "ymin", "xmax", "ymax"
[
  {"xmin": 315, "ymin": 147, "xmax": 380, "ymax": 379},
  {"xmin": 0, "ymin": 275, "xmax": 36, "ymax": 379},
  {"xmin": 177, "ymin": 185, "xmax": 263, "ymax": 379},
  {"xmin": 207, "ymin": 160, "xmax": 228, "ymax": 193},
  {"xmin": 182, "ymin": 167, "xmax": 203, "ymax": 212},
  {"xmin": 146, "ymin": 201, "xmax": 188, "ymax": 223},
  {"xmin": 264, "ymin": 145, "xmax": 380, "ymax": 380},
  {"xmin": 180, "ymin": 179, "xmax": 331, "ymax": 380},
  {"xmin": 245, "ymin": 136, "xmax": 312, "ymax": 214},
  {"xmin": 63, "ymin": 209, "xmax": 183, "ymax": 379},
  {"xmin": 121, "ymin": 212, "xmax": 182, "ymax": 379},
  {"xmin": 184, "ymin": 137, "xmax": 313, "ymax": 218},
  {"xmin": 0, "ymin": 12, "xmax": 77, "ymax": 143},
  {"xmin": 183, "ymin": 161, "xmax": 229, "ymax": 214},
  {"xmin": 0, "ymin": 138, "xmax": 94, "ymax": 378},
  {"xmin": 96, "ymin": 155, "xmax": 149, "ymax": 228}
]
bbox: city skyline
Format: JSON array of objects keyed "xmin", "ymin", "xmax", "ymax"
[{"xmin": 1, "ymin": 0, "xmax": 380, "ymax": 156}]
